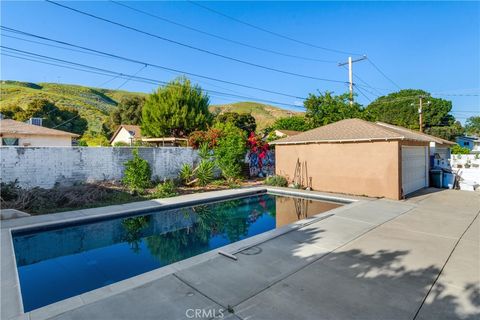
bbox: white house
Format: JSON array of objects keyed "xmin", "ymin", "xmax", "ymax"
[
  {"xmin": 110, "ymin": 125, "xmax": 142, "ymax": 146},
  {"xmin": 0, "ymin": 119, "xmax": 78, "ymax": 146}
]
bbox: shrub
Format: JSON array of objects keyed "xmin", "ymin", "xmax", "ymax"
[
  {"xmin": 196, "ymin": 160, "xmax": 215, "ymax": 186},
  {"xmin": 152, "ymin": 180, "xmax": 178, "ymax": 198},
  {"xmin": 198, "ymin": 142, "xmax": 211, "ymax": 160},
  {"xmin": 0, "ymin": 183, "xmax": 134, "ymax": 214},
  {"xmin": 113, "ymin": 141, "xmax": 130, "ymax": 147},
  {"xmin": 451, "ymin": 145, "xmax": 471, "ymax": 154},
  {"xmin": 213, "ymin": 122, "xmax": 247, "ymax": 181},
  {"xmin": 188, "ymin": 128, "xmax": 224, "ymax": 149},
  {"xmin": 264, "ymin": 175, "xmax": 288, "ymax": 187},
  {"xmin": 123, "ymin": 149, "xmax": 152, "ymax": 192},
  {"xmin": 0, "ymin": 180, "xmax": 21, "ymax": 202},
  {"xmin": 179, "ymin": 163, "xmax": 194, "ymax": 185}
]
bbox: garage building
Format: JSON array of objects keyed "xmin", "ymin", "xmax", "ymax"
[{"xmin": 272, "ymin": 118, "xmax": 452, "ymax": 200}]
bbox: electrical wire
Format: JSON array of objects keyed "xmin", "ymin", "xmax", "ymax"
[
  {"xmin": 110, "ymin": 0, "xmax": 336, "ymax": 63},
  {"xmin": 367, "ymin": 58, "xmax": 401, "ymax": 90},
  {"xmin": 188, "ymin": 1, "xmax": 363, "ymax": 56},
  {"xmin": 1, "ymin": 26, "xmax": 308, "ymax": 100},
  {"xmin": 0, "ymin": 46, "xmax": 306, "ymax": 109},
  {"xmin": 45, "ymin": 1, "xmax": 347, "ymax": 84}
]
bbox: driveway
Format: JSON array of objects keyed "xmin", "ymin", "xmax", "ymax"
[{"xmin": 16, "ymin": 189, "xmax": 480, "ymax": 320}]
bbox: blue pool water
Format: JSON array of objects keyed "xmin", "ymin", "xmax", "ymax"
[{"xmin": 12, "ymin": 193, "xmax": 341, "ymax": 311}]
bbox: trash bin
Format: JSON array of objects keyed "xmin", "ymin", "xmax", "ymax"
[
  {"xmin": 443, "ymin": 172, "xmax": 454, "ymax": 189},
  {"xmin": 430, "ymin": 169, "xmax": 443, "ymax": 188}
]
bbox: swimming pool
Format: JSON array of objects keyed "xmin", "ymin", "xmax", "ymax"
[{"xmin": 12, "ymin": 192, "xmax": 342, "ymax": 311}]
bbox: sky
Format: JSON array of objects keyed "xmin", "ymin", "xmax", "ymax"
[{"xmin": 1, "ymin": 1, "xmax": 479, "ymax": 123}]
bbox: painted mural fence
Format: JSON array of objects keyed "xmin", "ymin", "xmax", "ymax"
[{"xmin": 246, "ymin": 133, "xmax": 275, "ymax": 177}]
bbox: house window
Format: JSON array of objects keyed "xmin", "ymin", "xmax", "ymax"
[
  {"xmin": 2, "ymin": 138, "xmax": 19, "ymax": 146},
  {"xmin": 463, "ymin": 142, "xmax": 470, "ymax": 146}
]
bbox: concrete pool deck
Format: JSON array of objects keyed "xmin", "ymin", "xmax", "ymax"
[{"xmin": 1, "ymin": 188, "xmax": 479, "ymax": 320}]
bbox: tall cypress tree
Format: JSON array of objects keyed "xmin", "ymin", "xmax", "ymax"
[{"xmin": 142, "ymin": 77, "xmax": 213, "ymax": 137}]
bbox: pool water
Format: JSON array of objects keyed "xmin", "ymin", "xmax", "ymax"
[{"xmin": 12, "ymin": 193, "xmax": 342, "ymax": 311}]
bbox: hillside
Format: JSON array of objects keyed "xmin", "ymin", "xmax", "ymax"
[
  {"xmin": 209, "ymin": 102, "xmax": 302, "ymax": 130},
  {"xmin": 1, "ymin": 81, "xmax": 301, "ymax": 133},
  {"xmin": 0, "ymin": 81, "xmax": 145, "ymax": 133}
]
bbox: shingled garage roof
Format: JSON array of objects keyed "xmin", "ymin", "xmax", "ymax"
[
  {"xmin": 271, "ymin": 118, "xmax": 452, "ymax": 145},
  {"xmin": 375, "ymin": 122, "xmax": 456, "ymax": 145},
  {"xmin": 0, "ymin": 119, "xmax": 79, "ymax": 137}
]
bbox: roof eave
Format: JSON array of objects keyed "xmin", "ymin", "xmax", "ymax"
[{"xmin": 271, "ymin": 137, "xmax": 409, "ymax": 145}]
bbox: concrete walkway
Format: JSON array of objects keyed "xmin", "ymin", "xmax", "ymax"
[{"xmin": 48, "ymin": 189, "xmax": 479, "ymax": 320}]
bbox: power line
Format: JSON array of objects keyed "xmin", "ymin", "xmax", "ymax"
[
  {"xmin": 45, "ymin": 1, "xmax": 347, "ymax": 84},
  {"xmin": 110, "ymin": 0, "xmax": 336, "ymax": 64},
  {"xmin": 115, "ymin": 64, "xmax": 147, "ymax": 89},
  {"xmin": 353, "ymin": 84, "xmax": 372, "ymax": 103},
  {"xmin": 431, "ymin": 93, "xmax": 480, "ymax": 97},
  {"xmin": 188, "ymin": 1, "xmax": 363, "ymax": 56},
  {"xmin": 1, "ymin": 26, "xmax": 308, "ymax": 100},
  {"xmin": 0, "ymin": 46, "xmax": 306, "ymax": 109},
  {"xmin": 367, "ymin": 58, "xmax": 402, "ymax": 90}
]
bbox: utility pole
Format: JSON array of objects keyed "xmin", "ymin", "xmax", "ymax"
[
  {"xmin": 419, "ymin": 96, "xmax": 423, "ymax": 133},
  {"xmin": 417, "ymin": 95, "xmax": 430, "ymax": 133},
  {"xmin": 338, "ymin": 55, "xmax": 367, "ymax": 105}
]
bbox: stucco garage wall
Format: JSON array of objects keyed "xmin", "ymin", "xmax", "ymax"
[
  {"xmin": 0, "ymin": 147, "xmax": 199, "ymax": 189},
  {"xmin": 275, "ymin": 141, "xmax": 401, "ymax": 199}
]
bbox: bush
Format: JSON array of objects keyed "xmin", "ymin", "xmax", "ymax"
[
  {"xmin": 179, "ymin": 163, "xmax": 194, "ymax": 185},
  {"xmin": 0, "ymin": 183, "xmax": 134, "ymax": 214},
  {"xmin": 213, "ymin": 122, "xmax": 247, "ymax": 181},
  {"xmin": 113, "ymin": 141, "xmax": 130, "ymax": 147},
  {"xmin": 451, "ymin": 145, "xmax": 471, "ymax": 154},
  {"xmin": 198, "ymin": 142, "xmax": 211, "ymax": 160},
  {"xmin": 196, "ymin": 160, "xmax": 215, "ymax": 186},
  {"xmin": 264, "ymin": 175, "xmax": 288, "ymax": 187},
  {"xmin": 122, "ymin": 149, "xmax": 152, "ymax": 192},
  {"xmin": 152, "ymin": 180, "xmax": 178, "ymax": 198}
]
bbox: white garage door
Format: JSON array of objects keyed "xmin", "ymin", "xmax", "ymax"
[{"xmin": 402, "ymin": 146, "xmax": 428, "ymax": 196}]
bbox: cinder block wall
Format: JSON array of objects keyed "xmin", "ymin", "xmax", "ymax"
[{"xmin": 0, "ymin": 147, "xmax": 199, "ymax": 189}]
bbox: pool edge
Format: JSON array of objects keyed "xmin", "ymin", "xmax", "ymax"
[{"xmin": 1, "ymin": 187, "xmax": 360, "ymax": 320}]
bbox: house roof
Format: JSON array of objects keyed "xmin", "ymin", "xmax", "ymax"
[
  {"xmin": 375, "ymin": 122, "xmax": 456, "ymax": 146},
  {"xmin": 0, "ymin": 119, "xmax": 79, "ymax": 137},
  {"xmin": 274, "ymin": 129, "xmax": 301, "ymax": 136},
  {"xmin": 457, "ymin": 136, "xmax": 480, "ymax": 142},
  {"xmin": 110, "ymin": 125, "xmax": 142, "ymax": 143},
  {"xmin": 271, "ymin": 118, "xmax": 454, "ymax": 145}
]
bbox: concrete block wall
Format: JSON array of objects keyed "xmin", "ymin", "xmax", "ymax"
[{"xmin": 0, "ymin": 147, "xmax": 199, "ymax": 189}]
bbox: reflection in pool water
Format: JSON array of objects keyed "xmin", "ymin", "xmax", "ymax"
[{"xmin": 13, "ymin": 193, "xmax": 342, "ymax": 311}]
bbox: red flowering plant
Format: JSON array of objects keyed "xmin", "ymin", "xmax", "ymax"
[{"xmin": 247, "ymin": 132, "xmax": 270, "ymax": 167}]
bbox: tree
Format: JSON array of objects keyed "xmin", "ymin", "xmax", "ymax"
[
  {"xmin": 364, "ymin": 89, "xmax": 458, "ymax": 131},
  {"xmin": 142, "ymin": 77, "xmax": 213, "ymax": 137},
  {"xmin": 424, "ymin": 121, "xmax": 464, "ymax": 141},
  {"xmin": 3, "ymin": 99, "xmax": 88, "ymax": 135},
  {"xmin": 103, "ymin": 96, "xmax": 145, "ymax": 139},
  {"xmin": 465, "ymin": 116, "xmax": 480, "ymax": 136},
  {"xmin": 0, "ymin": 105, "xmax": 23, "ymax": 119},
  {"xmin": 304, "ymin": 91, "xmax": 362, "ymax": 127},
  {"xmin": 213, "ymin": 122, "xmax": 247, "ymax": 181},
  {"xmin": 271, "ymin": 115, "xmax": 311, "ymax": 132},
  {"xmin": 216, "ymin": 112, "xmax": 256, "ymax": 134}
]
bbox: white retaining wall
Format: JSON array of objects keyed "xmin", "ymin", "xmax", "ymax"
[{"xmin": 0, "ymin": 147, "xmax": 199, "ymax": 189}]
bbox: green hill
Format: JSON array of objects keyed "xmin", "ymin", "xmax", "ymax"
[
  {"xmin": 209, "ymin": 102, "xmax": 302, "ymax": 130},
  {"xmin": 0, "ymin": 81, "xmax": 145, "ymax": 133},
  {"xmin": 1, "ymin": 81, "xmax": 301, "ymax": 133}
]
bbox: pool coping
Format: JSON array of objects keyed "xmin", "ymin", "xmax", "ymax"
[{"xmin": 0, "ymin": 186, "xmax": 362, "ymax": 320}]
